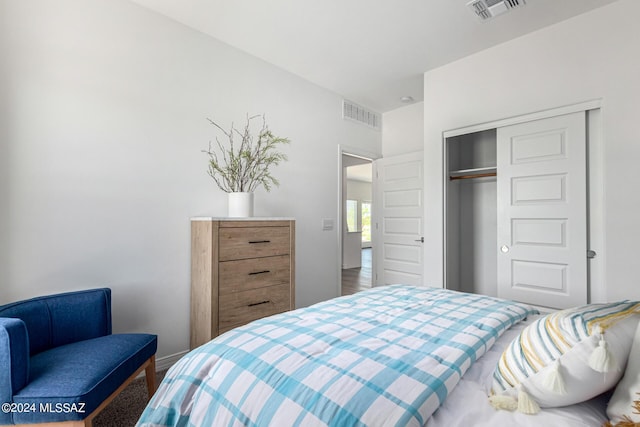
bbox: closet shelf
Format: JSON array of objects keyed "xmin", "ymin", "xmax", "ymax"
[{"xmin": 449, "ymin": 166, "xmax": 497, "ymax": 181}]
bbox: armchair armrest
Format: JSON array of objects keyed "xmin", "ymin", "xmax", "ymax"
[{"xmin": 0, "ymin": 317, "xmax": 29, "ymax": 424}]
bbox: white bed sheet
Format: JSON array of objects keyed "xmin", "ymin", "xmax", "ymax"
[{"xmin": 427, "ymin": 315, "xmax": 611, "ymax": 427}]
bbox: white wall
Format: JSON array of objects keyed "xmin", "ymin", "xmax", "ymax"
[
  {"xmin": 346, "ymin": 178, "xmax": 372, "ymax": 258},
  {"xmin": 382, "ymin": 102, "xmax": 423, "ymax": 157},
  {"xmin": 0, "ymin": 0, "xmax": 381, "ymax": 360},
  {"xmin": 422, "ymin": 0, "xmax": 640, "ymax": 303},
  {"xmin": 346, "ymin": 180, "xmax": 372, "ymax": 205}
]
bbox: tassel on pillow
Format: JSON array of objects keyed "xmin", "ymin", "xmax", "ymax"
[
  {"xmin": 488, "ymin": 394, "xmax": 518, "ymax": 411},
  {"xmin": 517, "ymin": 385, "xmax": 541, "ymax": 415},
  {"xmin": 541, "ymin": 360, "xmax": 567, "ymax": 395},
  {"xmin": 589, "ymin": 327, "xmax": 617, "ymax": 373}
]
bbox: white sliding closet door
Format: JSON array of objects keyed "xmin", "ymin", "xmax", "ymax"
[{"xmin": 497, "ymin": 112, "xmax": 587, "ymax": 309}]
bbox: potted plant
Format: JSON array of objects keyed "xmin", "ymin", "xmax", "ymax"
[{"xmin": 203, "ymin": 114, "xmax": 290, "ymax": 217}]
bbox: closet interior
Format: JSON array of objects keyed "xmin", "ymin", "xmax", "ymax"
[{"xmin": 445, "ymin": 128, "xmax": 498, "ymax": 297}]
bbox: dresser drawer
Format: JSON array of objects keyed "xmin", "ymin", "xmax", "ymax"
[
  {"xmin": 219, "ymin": 255, "xmax": 290, "ymax": 294},
  {"xmin": 219, "ymin": 226, "xmax": 290, "ymax": 261},
  {"xmin": 218, "ymin": 283, "xmax": 291, "ymax": 331}
]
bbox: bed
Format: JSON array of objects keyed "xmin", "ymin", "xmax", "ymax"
[{"xmin": 137, "ymin": 285, "xmax": 622, "ymax": 426}]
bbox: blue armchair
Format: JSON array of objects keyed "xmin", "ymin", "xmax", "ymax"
[{"xmin": 0, "ymin": 288, "xmax": 157, "ymax": 426}]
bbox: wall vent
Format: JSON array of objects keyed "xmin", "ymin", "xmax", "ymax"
[
  {"xmin": 467, "ymin": 0, "xmax": 526, "ymax": 21},
  {"xmin": 342, "ymin": 100, "xmax": 381, "ymax": 131}
]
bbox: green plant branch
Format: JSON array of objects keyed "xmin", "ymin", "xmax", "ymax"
[{"xmin": 203, "ymin": 114, "xmax": 289, "ymax": 193}]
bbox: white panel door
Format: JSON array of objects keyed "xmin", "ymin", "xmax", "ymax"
[
  {"xmin": 375, "ymin": 151, "xmax": 424, "ymax": 286},
  {"xmin": 497, "ymin": 112, "xmax": 587, "ymax": 309}
]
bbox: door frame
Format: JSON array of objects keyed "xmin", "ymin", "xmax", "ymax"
[
  {"xmin": 442, "ymin": 99, "xmax": 605, "ymax": 304},
  {"xmin": 337, "ymin": 145, "xmax": 381, "ymax": 297}
]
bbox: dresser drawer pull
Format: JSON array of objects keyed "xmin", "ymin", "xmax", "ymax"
[
  {"xmin": 248, "ymin": 240, "xmax": 271, "ymax": 244},
  {"xmin": 248, "ymin": 300, "xmax": 270, "ymax": 307},
  {"xmin": 248, "ymin": 270, "xmax": 271, "ymax": 276}
]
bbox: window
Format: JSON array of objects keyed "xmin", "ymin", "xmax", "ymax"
[
  {"xmin": 346, "ymin": 200, "xmax": 358, "ymax": 232},
  {"xmin": 361, "ymin": 202, "xmax": 371, "ymax": 243}
]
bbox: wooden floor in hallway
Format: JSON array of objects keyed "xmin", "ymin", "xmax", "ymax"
[{"xmin": 341, "ymin": 247, "xmax": 372, "ymax": 296}]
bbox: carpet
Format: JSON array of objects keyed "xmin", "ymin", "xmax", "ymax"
[{"xmin": 93, "ymin": 369, "xmax": 167, "ymax": 427}]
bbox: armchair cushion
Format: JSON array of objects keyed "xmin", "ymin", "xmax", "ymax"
[{"xmin": 12, "ymin": 333, "xmax": 157, "ymax": 424}]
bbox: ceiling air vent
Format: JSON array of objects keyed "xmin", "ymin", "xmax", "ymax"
[
  {"xmin": 342, "ymin": 100, "xmax": 381, "ymax": 131},
  {"xmin": 467, "ymin": 0, "xmax": 526, "ymax": 21}
]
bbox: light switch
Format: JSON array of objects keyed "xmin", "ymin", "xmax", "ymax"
[{"xmin": 322, "ymin": 219, "xmax": 334, "ymax": 231}]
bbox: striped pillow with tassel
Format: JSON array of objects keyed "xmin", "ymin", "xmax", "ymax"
[{"xmin": 490, "ymin": 301, "xmax": 640, "ymax": 414}]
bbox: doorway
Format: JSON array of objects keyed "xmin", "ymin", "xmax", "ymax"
[{"xmin": 341, "ymin": 153, "xmax": 373, "ymax": 296}]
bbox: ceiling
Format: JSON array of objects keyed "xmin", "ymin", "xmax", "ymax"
[
  {"xmin": 347, "ymin": 163, "xmax": 373, "ymax": 183},
  {"xmin": 128, "ymin": 0, "xmax": 618, "ymax": 113},
  {"xmin": 343, "ymin": 154, "xmax": 372, "ymax": 182}
]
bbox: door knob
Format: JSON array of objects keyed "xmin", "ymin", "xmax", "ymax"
[
  {"xmin": 500, "ymin": 245, "xmax": 509, "ymax": 253},
  {"xmin": 415, "ymin": 237, "xmax": 424, "ymax": 243}
]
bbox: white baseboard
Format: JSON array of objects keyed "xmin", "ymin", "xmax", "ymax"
[
  {"xmin": 155, "ymin": 350, "xmax": 189, "ymax": 371},
  {"xmin": 137, "ymin": 350, "xmax": 189, "ymax": 378}
]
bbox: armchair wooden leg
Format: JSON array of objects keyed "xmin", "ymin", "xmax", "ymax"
[{"xmin": 145, "ymin": 355, "xmax": 157, "ymax": 400}]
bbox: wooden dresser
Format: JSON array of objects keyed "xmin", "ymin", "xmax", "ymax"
[{"xmin": 190, "ymin": 218, "xmax": 295, "ymax": 349}]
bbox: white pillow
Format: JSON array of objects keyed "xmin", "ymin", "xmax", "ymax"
[
  {"xmin": 607, "ymin": 320, "xmax": 640, "ymax": 423},
  {"xmin": 490, "ymin": 301, "xmax": 640, "ymax": 414}
]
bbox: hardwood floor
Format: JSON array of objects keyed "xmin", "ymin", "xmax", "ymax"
[{"xmin": 341, "ymin": 248, "xmax": 372, "ymax": 296}]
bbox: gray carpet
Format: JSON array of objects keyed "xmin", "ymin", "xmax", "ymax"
[{"xmin": 93, "ymin": 369, "xmax": 167, "ymax": 427}]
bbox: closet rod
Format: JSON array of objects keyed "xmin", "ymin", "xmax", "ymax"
[{"xmin": 449, "ymin": 172, "xmax": 497, "ymax": 181}]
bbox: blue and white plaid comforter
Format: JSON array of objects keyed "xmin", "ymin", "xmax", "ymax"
[{"xmin": 137, "ymin": 285, "xmax": 535, "ymax": 427}]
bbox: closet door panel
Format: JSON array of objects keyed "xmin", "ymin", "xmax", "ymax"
[
  {"xmin": 511, "ymin": 174, "xmax": 566, "ymax": 204},
  {"xmin": 497, "ymin": 112, "xmax": 587, "ymax": 309},
  {"xmin": 511, "ymin": 219, "xmax": 566, "ymax": 247}
]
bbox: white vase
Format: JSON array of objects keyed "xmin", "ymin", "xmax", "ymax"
[{"xmin": 228, "ymin": 192, "xmax": 254, "ymax": 217}]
